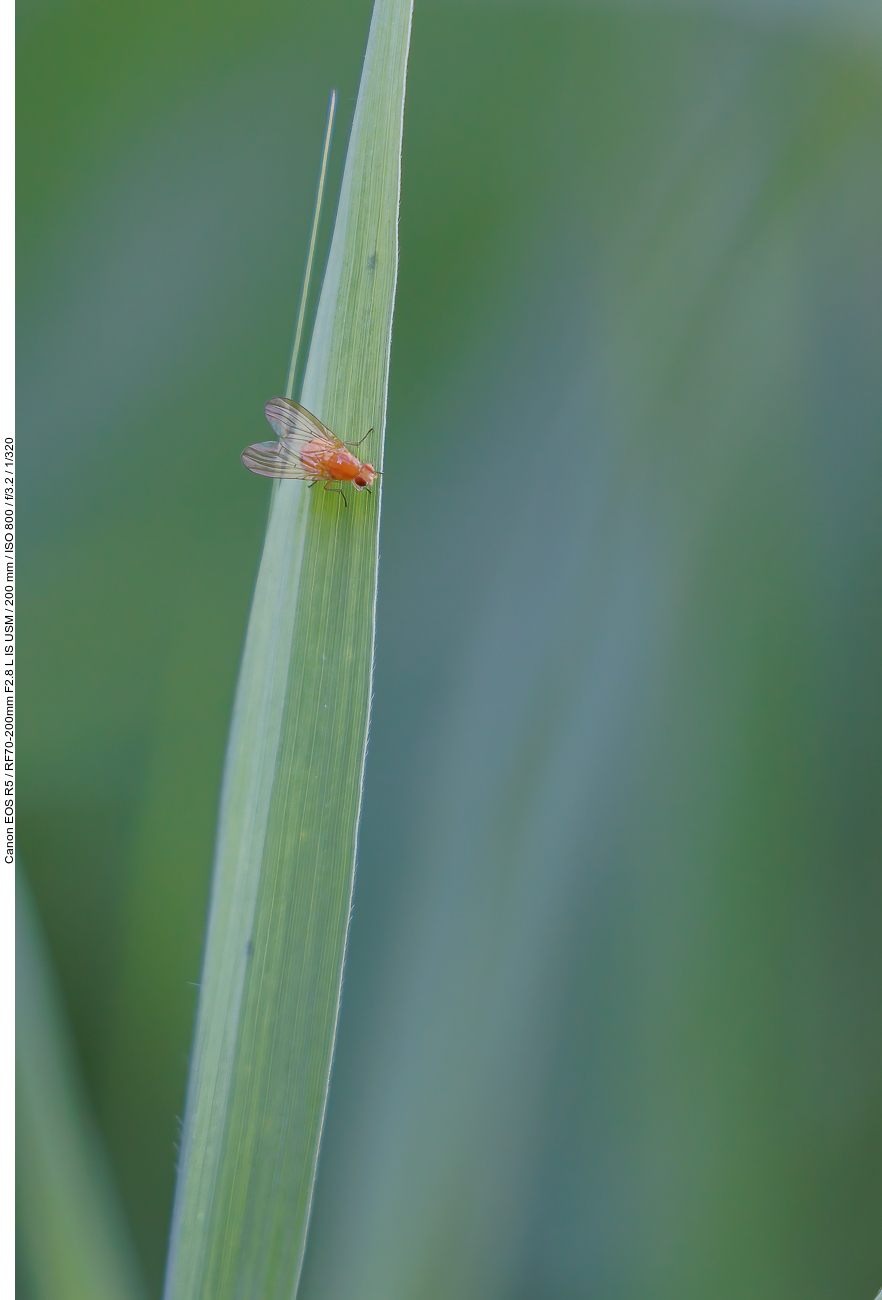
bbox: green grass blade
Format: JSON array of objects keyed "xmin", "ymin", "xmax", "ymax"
[
  {"xmin": 16, "ymin": 868, "xmax": 148, "ymax": 1300},
  {"xmin": 163, "ymin": 1, "xmax": 413, "ymax": 1297}
]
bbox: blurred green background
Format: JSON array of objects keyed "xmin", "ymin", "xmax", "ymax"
[{"xmin": 18, "ymin": 0, "xmax": 882, "ymax": 1296}]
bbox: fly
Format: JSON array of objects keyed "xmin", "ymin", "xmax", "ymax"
[{"xmin": 241, "ymin": 398, "xmax": 379, "ymax": 506}]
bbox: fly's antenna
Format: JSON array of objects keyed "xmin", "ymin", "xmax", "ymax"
[{"xmin": 285, "ymin": 89, "xmax": 337, "ymax": 401}]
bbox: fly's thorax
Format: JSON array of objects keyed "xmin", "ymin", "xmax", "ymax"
[
  {"xmin": 297, "ymin": 441, "xmax": 360, "ymax": 480},
  {"xmin": 326, "ymin": 448, "xmax": 362, "ymax": 480}
]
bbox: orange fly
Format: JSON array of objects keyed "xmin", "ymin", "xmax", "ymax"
[{"xmin": 241, "ymin": 398, "xmax": 379, "ymax": 506}]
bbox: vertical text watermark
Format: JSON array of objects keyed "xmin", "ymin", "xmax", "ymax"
[{"xmin": 4, "ymin": 431, "xmax": 12, "ymax": 868}]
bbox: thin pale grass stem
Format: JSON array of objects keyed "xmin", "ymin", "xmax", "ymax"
[{"xmin": 285, "ymin": 89, "xmax": 338, "ymax": 401}]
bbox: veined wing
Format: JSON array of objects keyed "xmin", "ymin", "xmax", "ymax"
[
  {"xmin": 265, "ymin": 397, "xmax": 342, "ymax": 450},
  {"xmin": 241, "ymin": 439, "xmax": 314, "ymax": 479}
]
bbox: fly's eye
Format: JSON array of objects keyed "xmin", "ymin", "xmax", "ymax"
[{"xmin": 355, "ymin": 475, "xmax": 367, "ymax": 488}]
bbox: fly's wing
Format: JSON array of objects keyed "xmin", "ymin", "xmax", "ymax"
[
  {"xmin": 241, "ymin": 439, "xmax": 313, "ymax": 479},
  {"xmin": 265, "ymin": 397, "xmax": 342, "ymax": 450}
]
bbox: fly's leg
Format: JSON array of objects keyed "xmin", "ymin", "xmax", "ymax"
[
  {"xmin": 323, "ymin": 482, "xmax": 348, "ymax": 507},
  {"xmin": 343, "ymin": 427, "xmax": 373, "ymax": 449}
]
